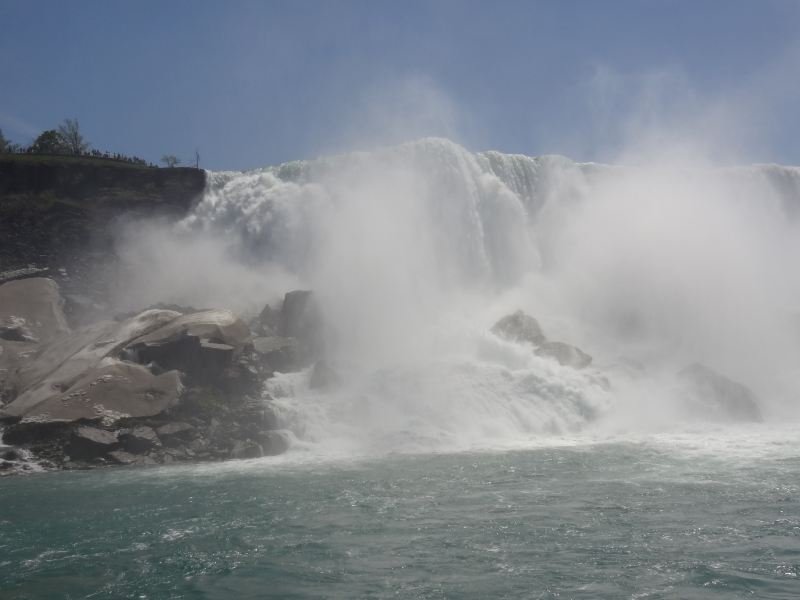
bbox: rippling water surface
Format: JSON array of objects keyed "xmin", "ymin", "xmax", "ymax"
[{"xmin": 2, "ymin": 430, "xmax": 799, "ymax": 599}]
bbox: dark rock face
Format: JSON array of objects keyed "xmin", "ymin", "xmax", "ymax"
[
  {"xmin": 279, "ymin": 290, "xmax": 323, "ymax": 363},
  {"xmin": 126, "ymin": 309, "xmax": 250, "ymax": 382},
  {"xmin": 535, "ymin": 341, "xmax": 592, "ymax": 369},
  {"xmin": 0, "ymin": 157, "xmax": 206, "ymax": 316},
  {"xmin": 491, "ymin": 310, "xmax": 546, "ymax": 346},
  {"xmin": 253, "ymin": 303, "xmax": 278, "ymax": 336},
  {"xmin": 120, "ymin": 426, "xmax": 161, "ymax": 453},
  {"xmin": 66, "ymin": 426, "xmax": 119, "ymax": 459},
  {"xmin": 677, "ymin": 363, "xmax": 763, "ymax": 422}
]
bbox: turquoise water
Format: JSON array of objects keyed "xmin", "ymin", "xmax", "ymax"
[{"xmin": 1, "ymin": 433, "xmax": 799, "ymax": 599}]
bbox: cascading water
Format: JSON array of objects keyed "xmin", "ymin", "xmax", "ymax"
[{"xmin": 132, "ymin": 138, "xmax": 800, "ymax": 457}]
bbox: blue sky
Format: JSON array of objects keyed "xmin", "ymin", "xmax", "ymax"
[{"xmin": 1, "ymin": 1, "xmax": 798, "ymax": 170}]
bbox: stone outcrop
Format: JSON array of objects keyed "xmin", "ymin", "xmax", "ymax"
[
  {"xmin": 677, "ymin": 363, "xmax": 763, "ymax": 422},
  {"xmin": 491, "ymin": 310, "xmax": 545, "ymax": 346},
  {"xmin": 0, "ymin": 279, "xmax": 308, "ymax": 473},
  {"xmin": 535, "ymin": 341, "xmax": 592, "ymax": 369},
  {"xmin": 491, "ymin": 310, "xmax": 592, "ymax": 369},
  {"xmin": 125, "ymin": 309, "xmax": 251, "ymax": 382}
]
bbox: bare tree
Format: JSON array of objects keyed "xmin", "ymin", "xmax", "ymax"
[
  {"xmin": 161, "ymin": 155, "xmax": 181, "ymax": 168},
  {"xmin": 57, "ymin": 118, "xmax": 90, "ymax": 155}
]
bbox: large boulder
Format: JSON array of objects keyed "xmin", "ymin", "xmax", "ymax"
[
  {"xmin": 65, "ymin": 426, "xmax": 119, "ymax": 459},
  {"xmin": 8, "ymin": 361, "xmax": 183, "ymax": 424},
  {"xmin": 125, "ymin": 309, "xmax": 250, "ymax": 382},
  {"xmin": 491, "ymin": 310, "xmax": 546, "ymax": 346},
  {"xmin": 0, "ymin": 278, "xmax": 72, "ymax": 402},
  {"xmin": 677, "ymin": 363, "xmax": 763, "ymax": 422},
  {"xmin": 3, "ymin": 310, "xmax": 182, "ymax": 420},
  {"xmin": 0, "ymin": 278, "xmax": 70, "ymax": 344},
  {"xmin": 535, "ymin": 341, "xmax": 592, "ymax": 369}
]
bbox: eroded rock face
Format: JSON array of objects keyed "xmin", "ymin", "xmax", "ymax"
[
  {"xmin": 535, "ymin": 341, "xmax": 592, "ymax": 369},
  {"xmin": 677, "ymin": 363, "xmax": 763, "ymax": 422},
  {"xmin": 491, "ymin": 311, "xmax": 546, "ymax": 346},
  {"xmin": 15, "ymin": 362, "xmax": 183, "ymax": 424}
]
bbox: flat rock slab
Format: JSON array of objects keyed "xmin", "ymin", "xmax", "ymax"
[
  {"xmin": 14, "ymin": 361, "xmax": 183, "ymax": 424},
  {"xmin": 5, "ymin": 310, "xmax": 182, "ymax": 420}
]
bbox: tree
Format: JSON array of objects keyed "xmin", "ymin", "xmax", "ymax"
[
  {"xmin": 0, "ymin": 128, "xmax": 9, "ymax": 153},
  {"xmin": 161, "ymin": 155, "xmax": 180, "ymax": 168},
  {"xmin": 57, "ymin": 118, "xmax": 90, "ymax": 155},
  {"xmin": 29, "ymin": 130, "xmax": 68, "ymax": 154}
]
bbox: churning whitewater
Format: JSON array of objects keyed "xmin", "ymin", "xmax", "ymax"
[{"xmin": 120, "ymin": 138, "xmax": 800, "ymax": 459}]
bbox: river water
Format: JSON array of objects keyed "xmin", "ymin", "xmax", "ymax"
[{"xmin": 2, "ymin": 427, "xmax": 799, "ymax": 599}]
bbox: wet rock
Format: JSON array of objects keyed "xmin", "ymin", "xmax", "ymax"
[
  {"xmin": 535, "ymin": 341, "xmax": 592, "ymax": 369},
  {"xmin": 259, "ymin": 430, "xmax": 291, "ymax": 456},
  {"xmin": 107, "ymin": 450, "xmax": 138, "ymax": 465},
  {"xmin": 234, "ymin": 398, "xmax": 278, "ymax": 438},
  {"xmin": 677, "ymin": 363, "xmax": 763, "ymax": 422},
  {"xmin": 252, "ymin": 336, "xmax": 298, "ymax": 372},
  {"xmin": 279, "ymin": 290, "xmax": 323, "ymax": 363},
  {"xmin": 2, "ymin": 421, "xmax": 69, "ymax": 446},
  {"xmin": 491, "ymin": 310, "xmax": 546, "ymax": 346},
  {"xmin": 67, "ymin": 426, "xmax": 119, "ymax": 459},
  {"xmin": 231, "ymin": 439, "xmax": 263, "ymax": 459},
  {"xmin": 1, "ymin": 448, "xmax": 23, "ymax": 461},
  {"xmin": 309, "ymin": 360, "xmax": 340, "ymax": 389},
  {"xmin": 156, "ymin": 422, "xmax": 195, "ymax": 444},
  {"xmin": 252, "ymin": 302, "xmax": 278, "ymax": 336},
  {"xmin": 121, "ymin": 426, "xmax": 161, "ymax": 453}
]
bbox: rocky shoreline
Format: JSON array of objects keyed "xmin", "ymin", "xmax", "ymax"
[{"xmin": 0, "ymin": 276, "xmax": 323, "ymax": 476}]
